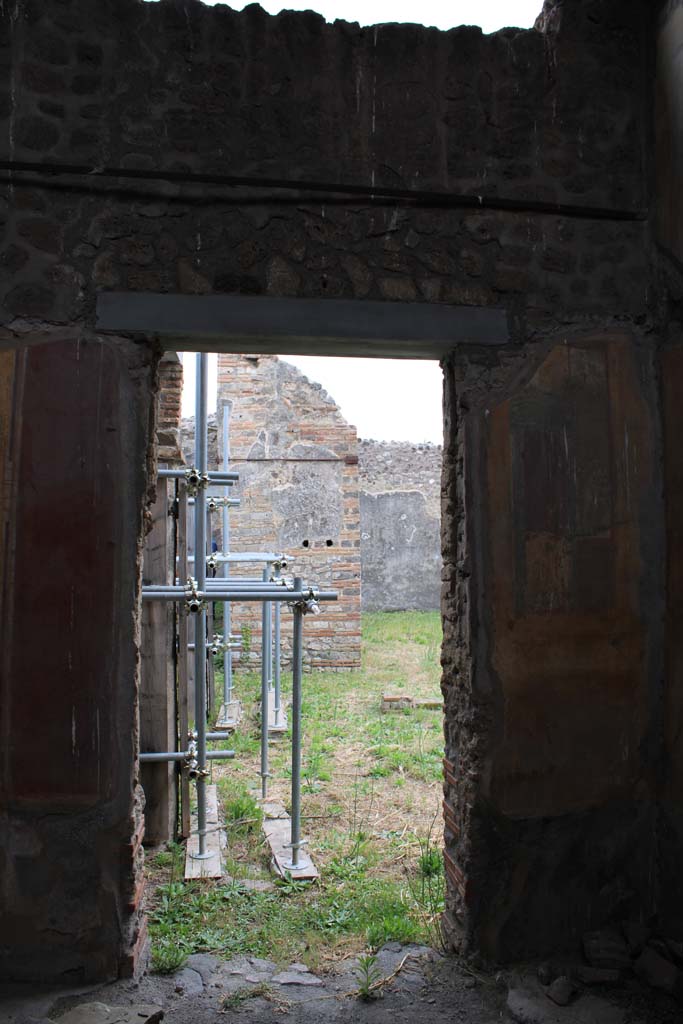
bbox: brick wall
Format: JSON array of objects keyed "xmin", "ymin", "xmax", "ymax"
[{"xmin": 212, "ymin": 354, "xmax": 361, "ymax": 670}]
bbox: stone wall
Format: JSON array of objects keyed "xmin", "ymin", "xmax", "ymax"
[
  {"xmin": 359, "ymin": 440, "xmax": 442, "ymax": 611},
  {"xmin": 181, "ymin": 393, "xmax": 443, "ymax": 620},
  {"xmin": 0, "ymin": 0, "xmax": 677, "ymax": 983},
  {"xmin": 213, "ymin": 353, "xmax": 361, "ymax": 671}
]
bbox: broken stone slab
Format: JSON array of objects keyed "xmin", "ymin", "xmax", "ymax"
[
  {"xmin": 546, "ymin": 977, "xmax": 574, "ymax": 1006},
  {"xmin": 270, "ymin": 971, "xmax": 323, "ymax": 986},
  {"xmin": 172, "ymin": 967, "xmax": 204, "ymax": 996},
  {"xmin": 55, "ymin": 1005, "xmax": 163, "ymax": 1024},
  {"xmin": 583, "ymin": 929, "xmax": 632, "ymax": 971},
  {"xmin": 287, "ymin": 963, "xmax": 311, "ymax": 973},
  {"xmin": 185, "ymin": 953, "xmax": 220, "ymax": 984},
  {"xmin": 576, "ymin": 965, "xmax": 621, "ymax": 985},
  {"xmin": 634, "ymin": 945, "xmax": 680, "ymax": 995}
]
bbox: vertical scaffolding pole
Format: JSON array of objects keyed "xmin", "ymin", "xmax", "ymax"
[
  {"xmin": 192, "ymin": 352, "xmax": 211, "ymax": 859},
  {"xmin": 287, "ymin": 578, "xmax": 306, "ymax": 869},
  {"xmin": 222, "ymin": 409, "xmax": 232, "ymax": 706},
  {"xmin": 273, "ymin": 565, "xmax": 282, "ymax": 727},
  {"xmin": 260, "ymin": 565, "xmax": 270, "ymax": 799}
]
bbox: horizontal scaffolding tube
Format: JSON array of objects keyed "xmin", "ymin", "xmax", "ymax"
[
  {"xmin": 140, "ymin": 751, "xmax": 188, "ymax": 763},
  {"xmin": 142, "ymin": 589, "xmax": 338, "ymax": 602},
  {"xmin": 159, "ymin": 468, "xmax": 239, "ymax": 482},
  {"xmin": 139, "ymin": 749, "xmax": 235, "ymax": 762},
  {"xmin": 187, "ymin": 552, "xmax": 286, "ymax": 563},
  {"xmin": 152, "ymin": 580, "xmax": 288, "ymax": 590}
]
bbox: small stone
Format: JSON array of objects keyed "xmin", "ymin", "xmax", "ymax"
[
  {"xmin": 271, "ymin": 970, "xmax": 323, "ymax": 986},
  {"xmin": 177, "ymin": 257, "xmax": 212, "ymax": 295},
  {"xmin": 583, "ymin": 929, "xmax": 632, "ymax": 970},
  {"xmin": 537, "ymin": 962, "xmax": 554, "ymax": 986},
  {"xmin": 288, "ymin": 962, "xmax": 310, "ymax": 972},
  {"xmin": 577, "ymin": 965, "xmax": 621, "ymax": 985},
  {"xmin": 172, "ymin": 966, "xmax": 204, "ymax": 996},
  {"xmin": 266, "ymin": 255, "xmax": 300, "ymax": 296},
  {"xmin": 378, "ymin": 275, "xmax": 417, "ymax": 301},
  {"xmin": 3, "ymin": 282, "xmax": 54, "ymax": 317},
  {"xmin": 634, "ymin": 945, "xmax": 680, "ymax": 995},
  {"xmin": 15, "ymin": 115, "xmax": 60, "ymax": 151},
  {"xmin": 546, "ymin": 976, "xmax": 574, "ymax": 1006},
  {"xmin": 17, "ymin": 217, "xmax": 62, "ymax": 254}
]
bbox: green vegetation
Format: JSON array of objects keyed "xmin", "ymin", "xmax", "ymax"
[{"xmin": 148, "ymin": 611, "xmax": 445, "ymax": 971}]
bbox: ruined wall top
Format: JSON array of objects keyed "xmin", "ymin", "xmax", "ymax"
[{"xmin": 0, "ymin": 0, "xmax": 656, "ymax": 332}]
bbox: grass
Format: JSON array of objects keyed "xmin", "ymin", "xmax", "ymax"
[{"xmin": 147, "ymin": 611, "xmax": 445, "ymax": 971}]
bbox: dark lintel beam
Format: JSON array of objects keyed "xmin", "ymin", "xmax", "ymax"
[{"xmin": 95, "ymin": 293, "xmax": 509, "ymax": 359}]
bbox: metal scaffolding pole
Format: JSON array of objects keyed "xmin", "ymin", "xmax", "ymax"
[
  {"xmin": 283, "ymin": 577, "xmax": 309, "ymax": 870},
  {"xmin": 272, "ymin": 564, "xmax": 282, "ymax": 727},
  {"xmin": 222, "ymin": 408, "xmax": 233, "ymax": 707},
  {"xmin": 260, "ymin": 565, "xmax": 271, "ymax": 799},
  {"xmin": 193, "ymin": 351, "xmax": 211, "ymax": 860}
]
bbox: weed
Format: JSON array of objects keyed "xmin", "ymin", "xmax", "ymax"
[
  {"xmin": 221, "ymin": 981, "xmax": 273, "ymax": 1010},
  {"xmin": 223, "ymin": 791, "xmax": 263, "ymax": 835},
  {"xmin": 366, "ymin": 913, "xmax": 421, "ymax": 950},
  {"xmin": 355, "ymin": 953, "xmax": 384, "ymax": 1000},
  {"xmin": 275, "ymin": 871, "xmax": 311, "ymax": 896}
]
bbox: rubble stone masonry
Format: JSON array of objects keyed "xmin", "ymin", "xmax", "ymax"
[{"xmin": 1, "ymin": 0, "xmax": 679, "ymax": 984}]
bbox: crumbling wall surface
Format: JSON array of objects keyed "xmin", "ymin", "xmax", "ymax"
[
  {"xmin": 0, "ymin": 0, "xmax": 651, "ymax": 323},
  {"xmin": 442, "ymin": 332, "xmax": 664, "ymax": 959},
  {"xmin": 212, "ymin": 354, "xmax": 361, "ymax": 670},
  {"xmin": 0, "ymin": 334, "xmax": 156, "ymax": 982},
  {"xmin": 359, "ymin": 440, "xmax": 442, "ymax": 611}
]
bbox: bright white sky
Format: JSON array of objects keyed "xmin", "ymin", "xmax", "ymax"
[
  {"xmin": 165, "ymin": 0, "xmax": 542, "ymax": 33},
  {"xmin": 178, "ymin": 1, "xmax": 540, "ymax": 441}
]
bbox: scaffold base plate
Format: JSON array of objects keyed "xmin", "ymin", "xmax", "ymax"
[
  {"xmin": 185, "ymin": 784, "xmax": 224, "ymax": 879},
  {"xmin": 261, "ymin": 800, "xmax": 319, "ymax": 882}
]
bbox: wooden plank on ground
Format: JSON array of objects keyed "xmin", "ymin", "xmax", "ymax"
[
  {"xmin": 262, "ymin": 800, "xmax": 319, "ymax": 882},
  {"xmin": 381, "ymin": 693, "xmax": 442, "ymax": 712},
  {"xmin": 184, "ymin": 783, "xmax": 224, "ymax": 879},
  {"xmin": 265, "ymin": 688, "xmax": 288, "ymax": 735},
  {"xmin": 214, "ymin": 699, "xmax": 243, "ymax": 731}
]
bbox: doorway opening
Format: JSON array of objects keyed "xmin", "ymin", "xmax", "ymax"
[{"xmin": 141, "ymin": 346, "xmax": 446, "ymax": 972}]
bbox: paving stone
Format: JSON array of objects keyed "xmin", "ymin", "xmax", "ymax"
[
  {"xmin": 546, "ymin": 977, "xmax": 573, "ymax": 1006},
  {"xmin": 171, "ymin": 967, "xmax": 204, "ymax": 996},
  {"xmin": 56, "ymin": 1004, "xmax": 163, "ymax": 1024},
  {"xmin": 185, "ymin": 954, "xmax": 220, "ymax": 984},
  {"xmin": 271, "ymin": 971, "xmax": 323, "ymax": 986},
  {"xmin": 246, "ymin": 956, "xmax": 278, "ymax": 973},
  {"xmin": 582, "ymin": 930, "xmax": 631, "ymax": 971},
  {"xmin": 288, "ymin": 963, "xmax": 310, "ymax": 973}
]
